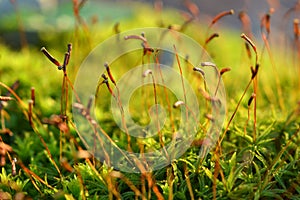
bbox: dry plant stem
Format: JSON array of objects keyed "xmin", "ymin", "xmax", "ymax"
[
  {"xmin": 28, "ymin": 100, "xmax": 33, "ymax": 126},
  {"xmin": 244, "ymin": 94, "xmax": 255, "ymax": 135},
  {"xmin": 40, "ymin": 47, "xmax": 61, "ymax": 68},
  {"xmin": 85, "ymin": 158, "xmax": 106, "ymax": 185},
  {"xmin": 105, "ymin": 63, "xmax": 132, "ymax": 152},
  {"xmin": 252, "ymin": 75, "xmax": 258, "ymax": 142},
  {"xmin": 111, "ymin": 171, "xmax": 145, "ymax": 199},
  {"xmin": 145, "ymin": 173, "xmax": 164, "ymax": 200},
  {"xmin": 149, "ymin": 72, "xmax": 168, "ymax": 159},
  {"xmin": 219, "ymin": 78, "xmax": 253, "ymax": 147},
  {"xmin": 70, "ymin": 144, "xmax": 87, "ymax": 200},
  {"xmin": 68, "ymin": 119, "xmax": 90, "ymax": 150},
  {"xmin": 184, "ymin": 163, "xmax": 195, "ymax": 200},
  {"xmin": 155, "ymin": 55, "xmax": 175, "ymax": 133},
  {"xmin": 0, "ymin": 81, "xmax": 47, "ymax": 128},
  {"xmin": 105, "ymin": 174, "xmax": 121, "ymax": 200},
  {"xmin": 31, "ymin": 87, "xmax": 35, "ymax": 106},
  {"xmin": 184, "ymin": 0, "xmax": 199, "ymax": 18},
  {"xmin": 210, "ymin": 9, "xmax": 234, "ymax": 27},
  {"xmin": 174, "ymin": 45, "xmax": 188, "ymax": 118},
  {"xmin": 30, "ymin": 115, "xmax": 62, "ymax": 178},
  {"xmin": 72, "ymin": 0, "xmax": 91, "ymax": 48},
  {"xmin": 241, "ymin": 33, "xmax": 259, "ymax": 141},
  {"xmin": 241, "ymin": 33, "xmax": 258, "ymax": 63},
  {"xmin": 1, "ymin": 109, "xmax": 6, "ymax": 131},
  {"xmin": 212, "ymin": 157, "xmax": 220, "ymax": 200},
  {"xmin": 141, "ymin": 174, "xmax": 146, "ymax": 199},
  {"xmin": 60, "ymin": 51, "xmax": 71, "ymax": 162},
  {"xmin": 167, "ymin": 166, "xmax": 174, "ymax": 200},
  {"xmin": 204, "ymin": 9, "xmax": 234, "ymax": 49},
  {"xmin": 0, "ymin": 82, "xmax": 26, "ymax": 108},
  {"xmin": 294, "ymin": 19, "xmax": 300, "ymax": 90},
  {"xmin": 18, "ymin": 160, "xmax": 56, "ymax": 191},
  {"xmin": 74, "ymin": 102, "xmax": 135, "ymax": 166},
  {"xmin": 1, "ymin": 82, "xmax": 63, "ymax": 178},
  {"xmin": 203, "ymin": 33, "xmax": 219, "ymax": 51},
  {"xmin": 66, "ymin": 76, "xmax": 81, "ymax": 103}
]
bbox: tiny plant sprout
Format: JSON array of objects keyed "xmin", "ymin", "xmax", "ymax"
[
  {"xmin": 205, "ymin": 33, "xmax": 219, "ymax": 45},
  {"xmin": 124, "ymin": 34, "xmax": 147, "ymax": 43},
  {"xmin": 0, "ymin": 96, "xmax": 14, "ymax": 102},
  {"xmin": 193, "ymin": 67, "xmax": 205, "ymax": 77},
  {"xmin": 238, "ymin": 11, "xmax": 252, "ymax": 36},
  {"xmin": 67, "ymin": 43, "xmax": 72, "ymax": 53},
  {"xmin": 251, "ymin": 64, "xmax": 259, "ymax": 79},
  {"xmin": 86, "ymin": 95, "xmax": 93, "ymax": 115},
  {"xmin": 104, "ymin": 62, "xmax": 116, "ymax": 85},
  {"xmin": 211, "ymin": 9, "xmax": 234, "ymax": 26},
  {"xmin": 101, "ymin": 73, "xmax": 108, "ymax": 81},
  {"xmin": 12, "ymin": 157, "xmax": 17, "ymax": 176},
  {"xmin": 220, "ymin": 67, "xmax": 231, "ymax": 76},
  {"xmin": 184, "ymin": 0, "xmax": 199, "ymax": 18},
  {"xmin": 113, "ymin": 22, "xmax": 120, "ymax": 34},
  {"xmin": 205, "ymin": 113, "xmax": 215, "ymax": 122},
  {"xmin": 62, "ymin": 52, "xmax": 70, "ymax": 71},
  {"xmin": 201, "ymin": 61, "xmax": 216, "ymax": 67},
  {"xmin": 199, "ymin": 88, "xmax": 211, "ymax": 100},
  {"xmin": 0, "ymin": 142, "xmax": 12, "ymax": 166},
  {"xmin": 260, "ymin": 11, "xmax": 271, "ymax": 34},
  {"xmin": 40, "ymin": 47, "xmax": 62, "ymax": 70},
  {"xmin": 77, "ymin": 149, "xmax": 92, "ymax": 159},
  {"xmin": 248, "ymin": 93, "xmax": 256, "ymax": 107},
  {"xmin": 73, "ymin": 102, "xmax": 85, "ymax": 113},
  {"xmin": 28, "ymin": 99, "xmax": 34, "ymax": 126},
  {"xmin": 143, "ymin": 69, "xmax": 153, "ymax": 77},
  {"xmin": 241, "ymin": 33, "xmax": 257, "ymax": 54},
  {"xmin": 173, "ymin": 100, "xmax": 185, "ymax": 108},
  {"xmin": 31, "ymin": 87, "xmax": 35, "ymax": 106},
  {"xmin": 101, "ymin": 74, "xmax": 114, "ymax": 97},
  {"xmin": 60, "ymin": 157, "xmax": 73, "ymax": 172},
  {"xmin": 294, "ymin": 19, "xmax": 299, "ymax": 40}
]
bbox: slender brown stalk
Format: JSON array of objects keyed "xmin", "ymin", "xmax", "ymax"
[
  {"xmin": 143, "ymin": 69, "xmax": 168, "ymax": 159},
  {"xmin": 154, "ymin": 54, "xmax": 175, "ymax": 133},
  {"xmin": 241, "ymin": 33, "xmax": 259, "ymax": 141},
  {"xmin": 294, "ymin": 19, "xmax": 300, "ymax": 90},
  {"xmin": 111, "ymin": 171, "xmax": 145, "ymax": 199},
  {"xmin": 30, "ymin": 115, "xmax": 62, "ymax": 178},
  {"xmin": 184, "ymin": 0, "xmax": 200, "ymax": 18},
  {"xmin": 218, "ymin": 78, "xmax": 253, "ymax": 147},
  {"xmin": 167, "ymin": 166, "xmax": 174, "ymax": 200},
  {"xmin": 18, "ymin": 159, "xmax": 55, "ymax": 191},
  {"xmin": 184, "ymin": 163, "xmax": 195, "ymax": 200},
  {"xmin": 244, "ymin": 93, "xmax": 256, "ymax": 135},
  {"xmin": 0, "ymin": 96, "xmax": 14, "ymax": 101},
  {"xmin": 40, "ymin": 47, "xmax": 62, "ymax": 69},
  {"xmin": 205, "ymin": 33, "xmax": 219, "ymax": 45},
  {"xmin": 31, "ymin": 87, "xmax": 35, "ymax": 106},
  {"xmin": 238, "ymin": 11, "xmax": 253, "ymax": 38},
  {"xmin": 241, "ymin": 33, "xmax": 257, "ymax": 63},
  {"xmin": 104, "ymin": 62, "xmax": 132, "ymax": 152},
  {"xmin": 294, "ymin": 19, "xmax": 300, "ymax": 40},
  {"xmin": 210, "ymin": 9, "xmax": 234, "ymax": 27},
  {"xmin": 28, "ymin": 100, "xmax": 33, "ymax": 126}
]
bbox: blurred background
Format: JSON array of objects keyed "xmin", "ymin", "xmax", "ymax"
[{"xmin": 0, "ymin": 0, "xmax": 299, "ymax": 49}]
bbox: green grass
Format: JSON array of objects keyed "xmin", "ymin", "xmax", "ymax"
[{"xmin": 0, "ymin": 1, "xmax": 299, "ymax": 200}]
